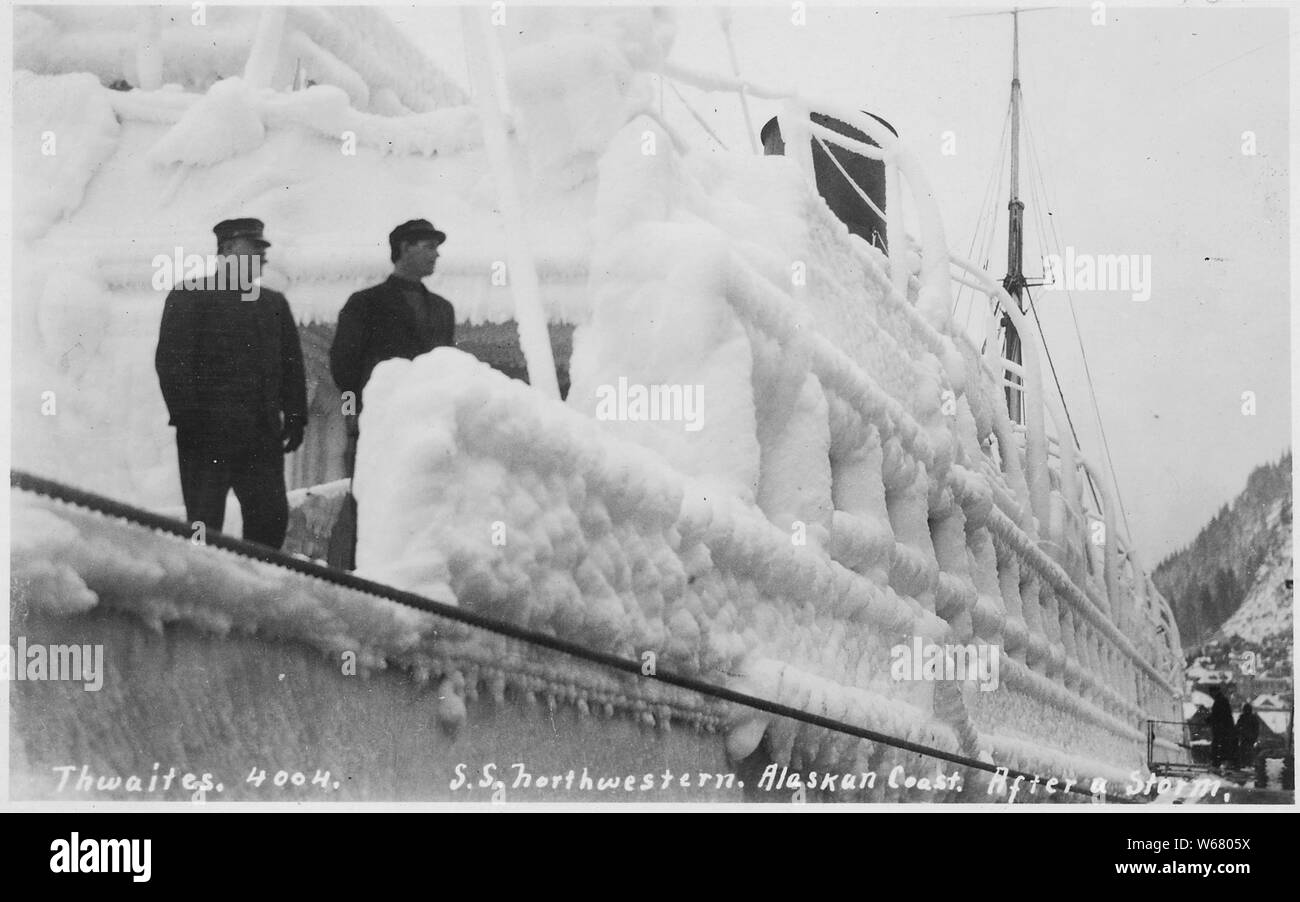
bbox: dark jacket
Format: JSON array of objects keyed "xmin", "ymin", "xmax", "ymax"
[
  {"xmin": 155, "ymin": 285, "xmax": 307, "ymax": 452},
  {"xmin": 1210, "ymin": 695, "xmax": 1235, "ymax": 734},
  {"xmin": 1237, "ymin": 709, "xmax": 1262, "ymax": 745},
  {"xmin": 329, "ymin": 275, "xmax": 456, "ymax": 416}
]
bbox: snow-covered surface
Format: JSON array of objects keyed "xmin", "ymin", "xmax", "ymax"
[
  {"xmin": 354, "ymin": 343, "xmax": 1162, "ymax": 779},
  {"xmin": 11, "ymin": 4, "xmax": 1183, "ymax": 787},
  {"xmin": 15, "ymin": 6, "xmax": 466, "ymax": 113},
  {"xmin": 10, "ymin": 62, "xmax": 589, "ymax": 512}
]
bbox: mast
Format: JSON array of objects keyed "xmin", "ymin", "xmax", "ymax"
[{"xmin": 1002, "ymin": 8, "xmax": 1027, "ymax": 424}]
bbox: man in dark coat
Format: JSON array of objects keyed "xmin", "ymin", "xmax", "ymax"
[
  {"xmin": 330, "ymin": 218, "xmax": 456, "ymax": 463},
  {"xmin": 326, "ymin": 219, "xmax": 455, "ymax": 567},
  {"xmin": 1236, "ymin": 702, "xmax": 1262, "ymax": 769},
  {"xmin": 155, "ymin": 219, "xmax": 307, "ymax": 549},
  {"xmin": 1208, "ymin": 686, "xmax": 1236, "ymax": 772}
]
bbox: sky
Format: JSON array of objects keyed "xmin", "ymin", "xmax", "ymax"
[{"xmin": 386, "ymin": 1, "xmax": 1293, "ymax": 564}]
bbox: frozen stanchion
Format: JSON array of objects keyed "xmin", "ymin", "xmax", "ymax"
[
  {"xmin": 242, "ymin": 7, "xmax": 287, "ymax": 90},
  {"xmin": 460, "ymin": 6, "xmax": 560, "ymax": 401}
]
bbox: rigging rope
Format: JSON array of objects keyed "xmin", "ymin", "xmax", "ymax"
[
  {"xmin": 1019, "ymin": 121, "xmax": 1103, "ymax": 515},
  {"xmin": 1022, "ymin": 93, "xmax": 1136, "ymax": 542},
  {"xmin": 667, "ymin": 80, "xmax": 730, "ymax": 151},
  {"xmin": 953, "ymin": 99, "xmax": 1012, "ymax": 325},
  {"xmin": 971, "ymin": 101, "xmax": 1012, "ymax": 343},
  {"xmin": 1025, "ymin": 286, "xmax": 1102, "ymax": 514},
  {"xmin": 812, "ymin": 131, "xmax": 889, "ymax": 227}
]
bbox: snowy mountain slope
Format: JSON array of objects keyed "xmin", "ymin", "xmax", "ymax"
[
  {"xmin": 1152, "ymin": 453, "xmax": 1292, "ymax": 647},
  {"xmin": 1217, "ymin": 512, "xmax": 1293, "ymax": 644}
]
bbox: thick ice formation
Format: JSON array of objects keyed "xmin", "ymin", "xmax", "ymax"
[
  {"xmin": 10, "ymin": 492, "xmax": 726, "ymax": 741},
  {"xmin": 15, "ymin": 6, "xmax": 466, "ymax": 113},
  {"xmin": 10, "ymin": 40, "xmax": 575, "ymax": 511},
  {"xmin": 13, "ymin": 72, "xmax": 121, "ymax": 240},
  {"xmin": 11, "ymin": 4, "xmax": 1183, "ymax": 790},
  {"xmin": 345, "ymin": 7, "xmax": 1181, "ymax": 784}
]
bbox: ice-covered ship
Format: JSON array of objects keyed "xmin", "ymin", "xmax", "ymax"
[{"xmin": 9, "ymin": 5, "xmax": 1187, "ymax": 802}]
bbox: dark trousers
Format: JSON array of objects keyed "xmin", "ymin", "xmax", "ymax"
[
  {"xmin": 1211, "ymin": 730, "xmax": 1236, "ymax": 769},
  {"xmin": 177, "ymin": 432, "xmax": 288, "ymax": 549},
  {"xmin": 325, "ymin": 427, "xmax": 358, "ymax": 570}
]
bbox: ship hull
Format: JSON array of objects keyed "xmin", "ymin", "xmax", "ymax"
[{"xmin": 10, "ymin": 603, "xmax": 741, "ymax": 804}]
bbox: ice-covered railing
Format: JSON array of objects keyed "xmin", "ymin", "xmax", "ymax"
[
  {"xmin": 950, "ymin": 257, "xmax": 1178, "ymax": 708},
  {"xmin": 358, "ymin": 350, "xmax": 1151, "ymax": 778},
  {"xmin": 16, "ymin": 5, "xmax": 466, "ymax": 113},
  {"xmin": 100, "ymin": 82, "xmax": 483, "ymax": 167},
  {"xmin": 335, "ymin": 55, "xmax": 1179, "ymax": 777},
  {"xmin": 658, "ymin": 64, "xmax": 1178, "ymax": 723},
  {"xmin": 664, "ymin": 62, "xmax": 952, "ymax": 332},
  {"xmin": 949, "ymin": 256, "xmax": 1175, "ymax": 654}
]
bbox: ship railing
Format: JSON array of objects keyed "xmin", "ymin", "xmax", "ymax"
[
  {"xmin": 947, "ymin": 257, "xmax": 1182, "ymax": 713},
  {"xmin": 953, "ymin": 258, "xmax": 1163, "ymax": 614},
  {"xmin": 662, "ymin": 68, "xmax": 1178, "ymax": 716},
  {"xmin": 1146, "ymin": 719, "xmax": 1195, "ymax": 775}
]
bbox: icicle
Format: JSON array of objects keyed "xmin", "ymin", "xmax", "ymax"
[
  {"xmin": 459, "ymin": 6, "xmax": 560, "ymax": 399},
  {"xmin": 769, "ymin": 716, "xmax": 796, "ymax": 767},
  {"xmin": 134, "ymin": 8, "xmax": 164, "ymax": 91},
  {"xmin": 726, "ymin": 717, "xmax": 768, "ymax": 760},
  {"xmin": 436, "ymin": 676, "xmax": 466, "ymax": 732},
  {"xmin": 243, "ymin": 8, "xmax": 287, "ymax": 90}
]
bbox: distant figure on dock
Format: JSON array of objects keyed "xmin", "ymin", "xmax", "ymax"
[
  {"xmin": 761, "ymin": 110, "xmax": 897, "ymax": 251},
  {"xmin": 1236, "ymin": 702, "xmax": 1262, "ymax": 770},
  {"xmin": 1208, "ymin": 687, "xmax": 1236, "ymax": 772}
]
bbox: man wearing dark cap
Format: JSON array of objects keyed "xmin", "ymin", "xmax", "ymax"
[
  {"xmin": 326, "ymin": 219, "xmax": 456, "ymax": 567},
  {"xmin": 155, "ymin": 218, "xmax": 308, "ymax": 549}
]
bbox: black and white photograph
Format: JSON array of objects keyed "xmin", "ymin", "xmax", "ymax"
[{"xmin": 3, "ymin": 0, "xmax": 1295, "ymax": 828}]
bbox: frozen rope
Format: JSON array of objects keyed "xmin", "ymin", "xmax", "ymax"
[
  {"xmin": 667, "ymin": 80, "xmax": 730, "ymax": 151},
  {"xmin": 10, "ymin": 469, "xmax": 1140, "ymax": 803},
  {"xmin": 812, "ymin": 131, "xmax": 889, "ymax": 227},
  {"xmin": 1022, "ymin": 93, "xmax": 1137, "ymax": 551}
]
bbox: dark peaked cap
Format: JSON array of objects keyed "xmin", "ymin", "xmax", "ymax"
[
  {"xmin": 214, "ymin": 218, "xmax": 271, "ymax": 246},
  {"xmin": 389, "ymin": 218, "xmax": 447, "ymax": 246}
]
